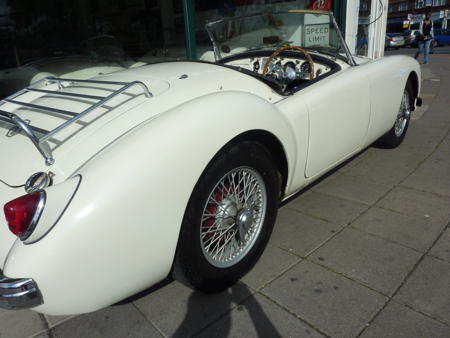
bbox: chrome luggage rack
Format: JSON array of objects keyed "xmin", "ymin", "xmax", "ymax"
[{"xmin": 0, "ymin": 77, "xmax": 152, "ymax": 166}]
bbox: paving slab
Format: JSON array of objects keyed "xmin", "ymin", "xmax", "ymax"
[
  {"xmin": 261, "ymin": 260, "xmax": 387, "ymax": 338},
  {"xmin": 429, "ymin": 228, "xmax": 450, "ymax": 263},
  {"xmin": 376, "ymin": 186, "xmax": 450, "ymax": 226},
  {"xmin": 438, "ymin": 135, "xmax": 450, "ymax": 154},
  {"xmin": 352, "ymin": 206, "xmax": 446, "ymax": 252},
  {"xmin": 395, "ymin": 256, "xmax": 450, "ymax": 325},
  {"xmin": 286, "ymin": 191, "xmax": 369, "ymax": 227},
  {"xmin": 349, "ymin": 146, "xmax": 424, "ymax": 172},
  {"xmin": 360, "ymin": 301, "xmax": 450, "ymax": 338},
  {"xmin": 198, "ymin": 293, "xmax": 324, "ymax": 338},
  {"xmin": 401, "ymin": 151, "xmax": 450, "ymax": 197},
  {"xmin": 241, "ymin": 244, "xmax": 301, "ymax": 290},
  {"xmin": 269, "ymin": 208, "xmax": 341, "ymax": 257},
  {"xmin": 309, "ymin": 228, "xmax": 421, "ymax": 295},
  {"xmin": 51, "ymin": 304, "xmax": 161, "ymax": 338},
  {"xmin": 44, "ymin": 315, "xmax": 75, "ymax": 329},
  {"xmin": 0, "ymin": 309, "xmax": 46, "ymax": 338},
  {"xmin": 133, "ymin": 281, "xmax": 251, "ymax": 337},
  {"xmin": 312, "ymin": 173, "xmax": 393, "ymax": 205},
  {"xmin": 400, "ymin": 124, "xmax": 447, "ymax": 154},
  {"xmin": 340, "ymin": 158, "xmax": 417, "ymax": 186}
]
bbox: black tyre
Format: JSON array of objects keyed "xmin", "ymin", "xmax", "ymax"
[
  {"xmin": 375, "ymin": 81, "xmax": 413, "ymax": 149},
  {"xmin": 175, "ymin": 141, "xmax": 279, "ymax": 292}
]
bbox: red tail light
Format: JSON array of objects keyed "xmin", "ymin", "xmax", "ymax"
[{"xmin": 3, "ymin": 191, "xmax": 45, "ymax": 239}]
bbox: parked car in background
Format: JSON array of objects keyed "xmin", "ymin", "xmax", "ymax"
[
  {"xmin": 434, "ymin": 28, "xmax": 450, "ymax": 46},
  {"xmin": 385, "ymin": 33, "xmax": 405, "ymax": 49},
  {"xmin": 403, "ymin": 29, "xmax": 421, "ymax": 48}
]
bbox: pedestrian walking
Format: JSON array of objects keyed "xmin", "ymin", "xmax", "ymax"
[{"xmin": 414, "ymin": 12, "xmax": 434, "ymax": 64}]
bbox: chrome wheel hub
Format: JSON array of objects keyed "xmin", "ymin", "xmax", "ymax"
[
  {"xmin": 236, "ymin": 208, "xmax": 254, "ymax": 230},
  {"xmin": 200, "ymin": 167, "xmax": 267, "ymax": 268},
  {"xmin": 395, "ymin": 90, "xmax": 411, "ymax": 137}
]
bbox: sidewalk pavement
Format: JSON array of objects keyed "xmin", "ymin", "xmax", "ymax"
[{"xmin": 1, "ymin": 48, "xmax": 450, "ymax": 338}]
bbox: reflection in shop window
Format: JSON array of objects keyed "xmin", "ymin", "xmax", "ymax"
[
  {"xmin": 0, "ymin": 0, "xmax": 188, "ymax": 98},
  {"xmin": 398, "ymin": 2, "xmax": 408, "ymax": 11},
  {"xmin": 0, "ymin": 0, "xmax": 345, "ymax": 99},
  {"xmin": 357, "ymin": 0, "xmax": 371, "ymax": 57},
  {"xmin": 432, "ymin": 0, "xmax": 446, "ymax": 6},
  {"xmin": 415, "ymin": 0, "xmax": 425, "ymax": 8}
]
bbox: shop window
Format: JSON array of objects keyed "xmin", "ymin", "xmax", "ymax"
[
  {"xmin": 398, "ymin": 2, "xmax": 408, "ymax": 11},
  {"xmin": 415, "ymin": 0, "xmax": 426, "ymax": 8},
  {"xmin": 432, "ymin": 0, "xmax": 446, "ymax": 6},
  {"xmin": 0, "ymin": 0, "xmax": 187, "ymax": 98},
  {"xmin": 356, "ymin": 0, "xmax": 372, "ymax": 57}
]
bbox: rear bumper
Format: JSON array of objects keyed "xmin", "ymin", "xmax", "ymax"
[{"xmin": 0, "ymin": 271, "xmax": 43, "ymax": 310}]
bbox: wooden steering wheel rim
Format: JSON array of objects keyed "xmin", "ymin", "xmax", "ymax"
[{"xmin": 262, "ymin": 46, "xmax": 315, "ymax": 80}]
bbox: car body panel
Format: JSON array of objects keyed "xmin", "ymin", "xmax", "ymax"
[
  {"xmin": 303, "ymin": 65, "xmax": 370, "ymax": 177},
  {"xmin": 434, "ymin": 29, "xmax": 450, "ymax": 46},
  {"xmin": 362, "ymin": 55, "xmax": 420, "ymax": 145},
  {"xmin": 0, "ymin": 10, "xmax": 421, "ymax": 315},
  {"xmin": 4, "ymin": 90, "xmax": 297, "ymax": 315}
]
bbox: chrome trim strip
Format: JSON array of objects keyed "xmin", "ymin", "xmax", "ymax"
[
  {"xmin": 0, "ymin": 110, "xmax": 54, "ymax": 165},
  {"xmin": 4, "ymin": 99, "xmax": 79, "ymax": 117},
  {"xmin": 27, "ymin": 88, "xmax": 105, "ymax": 101},
  {"xmin": 19, "ymin": 190, "xmax": 46, "ymax": 241},
  {"xmin": 0, "ymin": 272, "xmax": 43, "ymax": 310},
  {"xmin": 0, "ymin": 113, "xmax": 50, "ymax": 135},
  {"xmin": 329, "ymin": 12, "xmax": 357, "ymax": 67},
  {"xmin": 1, "ymin": 288, "xmax": 37, "ymax": 297}
]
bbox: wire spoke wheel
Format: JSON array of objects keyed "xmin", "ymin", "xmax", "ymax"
[
  {"xmin": 375, "ymin": 81, "xmax": 413, "ymax": 149},
  {"xmin": 176, "ymin": 141, "xmax": 278, "ymax": 292},
  {"xmin": 200, "ymin": 167, "xmax": 267, "ymax": 268},
  {"xmin": 394, "ymin": 89, "xmax": 411, "ymax": 137}
]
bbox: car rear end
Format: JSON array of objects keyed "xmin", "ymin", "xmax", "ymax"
[
  {"xmin": 0, "ymin": 182, "xmax": 44, "ymax": 309},
  {"xmin": 0, "ymin": 75, "xmax": 153, "ymax": 312},
  {"xmin": 403, "ymin": 30, "xmax": 415, "ymax": 46},
  {"xmin": 386, "ymin": 34, "xmax": 405, "ymax": 49}
]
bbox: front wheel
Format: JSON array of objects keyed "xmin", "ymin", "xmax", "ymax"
[
  {"xmin": 175, "ymin": 141, "xmax": 279, "ymax": 292},
  {"xmin": 375, "ymin": 81, "xmax": 413, "ymax": 148}
]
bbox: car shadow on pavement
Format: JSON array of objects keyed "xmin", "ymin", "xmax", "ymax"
[{"xmin": 172, "ymin": 283, "xmax": 282, "ymax": 337}]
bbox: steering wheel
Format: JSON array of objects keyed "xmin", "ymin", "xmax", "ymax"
[{"xmin": 262, "ymin": 46, "xmax": 315, "ymax": 80}]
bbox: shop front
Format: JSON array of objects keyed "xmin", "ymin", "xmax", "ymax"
[{"xmin": 0, "ymin": 0, "xmax": 387, "ymax": 99}]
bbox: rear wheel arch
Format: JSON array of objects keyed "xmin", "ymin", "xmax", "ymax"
[
  {"xmin": 174, "ymin": 140, "xmax": 280, "ymax": 291},
  {"xmin": 227, "ymin": 130, "xmax": 289, "ymax": 199},
  {"xmin": 171, "ymin": 130, "xmax": 289, "ymax": 287}
]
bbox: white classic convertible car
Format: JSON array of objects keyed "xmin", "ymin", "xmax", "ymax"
[{"xmin": 0, "ymin": 10, "xmax": 421, "ymax": 315}]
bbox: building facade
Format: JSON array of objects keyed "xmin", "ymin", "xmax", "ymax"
[{"xmin": 387, "ymin": 0, "xmax": 449, "ymax": 32}]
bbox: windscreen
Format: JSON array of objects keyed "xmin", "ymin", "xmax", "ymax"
[{"xmin": 206, "ymin": 11, "xmax": 351, "ymax": 63}]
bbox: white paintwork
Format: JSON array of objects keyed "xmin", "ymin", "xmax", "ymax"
[{"xmin": 0, "ymin": 46, "xmax": 421, "ymax": 315}]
